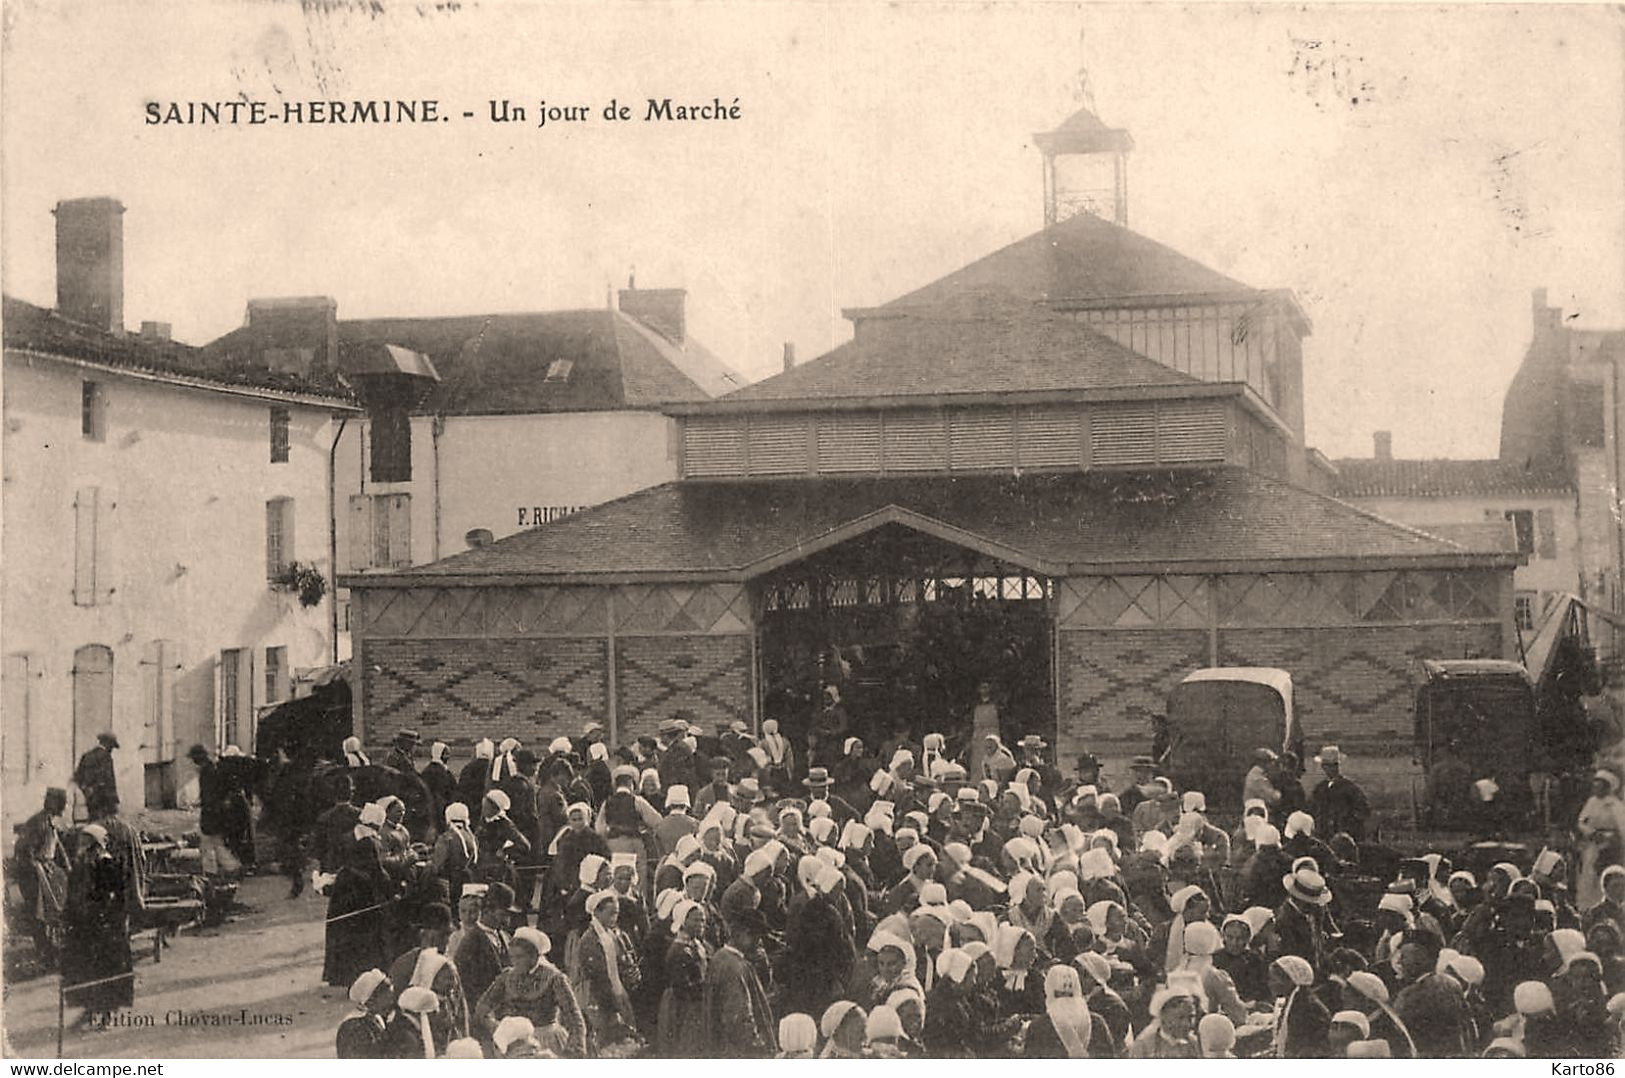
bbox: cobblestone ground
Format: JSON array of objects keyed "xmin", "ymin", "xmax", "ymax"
[{"xmin": 3, "ymin": 874, "xmax": 350, "ymax": 1059}]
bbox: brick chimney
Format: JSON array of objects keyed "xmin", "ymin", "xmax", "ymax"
[
  {"xmin": 1373, "ymin": 430, "xmax": 1392, "ymax": 460},
  {"xmin": 618, "ymin": 280, "xmax": 686, "ymax": 345},
  {"xmin": 245, "ymin": 296, "xmax": 339, "ymax": 375},
  {"xmin": 53, "ymin": 197, "xmax": 125, "ymax": 334},
  {"xmin": 782, "ymin": 341, "xmax": 795, "ymax": 373}
]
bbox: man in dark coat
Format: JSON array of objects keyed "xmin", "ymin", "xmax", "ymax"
[
  {"xmin": 419, "ymin": 741, "xmax": 458, "ymax": 826},
  {"xmin": 1307, "ymin": 746, "xmax": 1371, "ymax": 842},
  {"xmin": 187, "ymin": 745, "xmax": 238, "ymax": 874},
  {"xmin": 14, "ymin": 787, "xmax": 70, "ymax": 960},
  {"xmin": 312, "ymin": 773, "xmax": 361, "ymax": 874},
  {"xmin": 72, "ymin": 733, "xmax": 120, "ymax": 820},
  {"xmin": 385, "ymin": 729, "xmax": 419, "ymax": 774},
  {"xmin": 704, "ymin": 907, "xmax": 777, "ymax": 1057},
  {"xmin": 456, "ymin": 740, "xmax": 494, "ymax": 811},
  {"xmin": 657, "ymin": 720, "xmax": 699, "ymax": 795},
  {"xmin": 1275, "ymin": 868, "xmax": 1333, "ymax": 971},
  {"xmin": 451, "ymin": 882, "xmax": 516, "ymax": 1007}
]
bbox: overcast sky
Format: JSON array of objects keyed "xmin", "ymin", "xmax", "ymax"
[{"xmin": 4, "ymin": 1, "xmax": 1622, "ymax": 459}]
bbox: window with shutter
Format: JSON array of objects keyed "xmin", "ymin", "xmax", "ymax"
[
  {"xmin": 369, "ymin": 407, "xmax": 412, "ymax": 483},
  {"xmin": 683, "ymin": 417, "xmax": 747, "ymax": 477},
  {"xmin": 81, "ymin": 381, "xmax": 106, "ymax": 442},
  {"xmin": 219, "ymin": 649, "xmax": 243, "ymax": 750},
  {"xmin": 266, "ymin": 497, "xmax": 294, "ymax": 578},
  {"xmin": 1016, "ymin": 407, "xmax": 1083, "ymax": 469},
  {"xmin": 71, "ymin": 645, "xmax": 113, "ymax": 767},
  {"xmin": 1535, "ymin": 508, "xmax": 1557, "ymax": 560},
  {"xmin": 1502, "ymin": 509, "xmax": 1535, "ymax": 556},
  {"xmin": 1091, "ymin": 404, "xmax": 1157, "ymax": 465},
  {"xmin": 1157, "ymin": 400, "xmax": 1228, "ymax": 463},
  {"xmin": 3, "ymin": 653, "xmax": 31, "ymax": 782},
  {"xmin": 348, "ymin": 494, "xmax": 372, "ymax": 570},
  {"xmin": 74, "ymin": 487, "xmax": 99, "ymax": 606},
  {"xmin": 385, "ymin": 493, "xmax": 412, "ymax": 566},
  {"xmin": 747, "ymin": 415, "xmax": 810, "ymax": 475},
  {"xmin": 269, "ymin": 407, "xmax": 290, "ymax": 463},
  {"xmin": 817, "ymin": 413, "xmax": 883, "ymax": 473},
  {"xmin": 949, "ymin": 409, "xmax": 1014, "ymax": 470},
  {"xmin": 883, "ymin": 410, "xmax": 948, "ymax": 472},
  {"xmin": 264, "ymin": 645, "xmax": 287, "ymax": 703}
]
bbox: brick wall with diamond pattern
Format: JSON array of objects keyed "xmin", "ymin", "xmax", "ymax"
[
  {"xmin": 359, "ymin": 636, "xmax": 609, "ymax": 750},
  {"xmin": 615, "ymin": 635, "xmax": 753, "ymax": 746},
  {"xmin": 1056, "ymin": 629, "xmax": 1209, "ymax": 782}
]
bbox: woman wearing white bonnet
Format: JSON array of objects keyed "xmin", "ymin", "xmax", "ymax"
[
  {"xmin": 491, "ymin": 1014, "xmax": 540, "ymax": 1057},
  {"xmin": 323, "ymin": 804, "xmax": 391, "ymax": 988},
  {"xmin": 335, "ymin": 968, "xmax": 392, "ymax": 1058},
  {"xmin": 776, "ymin": 1012, "xmax": 818, "ymax": 1057},
  {"xmin": 819, "ymin": 999, "xmax": 868, "ymax": 1058},
  {"xmin": 389, "ymin": 985, "xmax": 440, "ymax": 1058},
  {"xmin": 472, "ymin": 924, "xmax": 586, "ymax": 1056}
]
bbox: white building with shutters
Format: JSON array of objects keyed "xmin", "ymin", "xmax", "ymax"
[{"xmin": 2, "ymin": 283, "xmax": 357, "ymax": 828}]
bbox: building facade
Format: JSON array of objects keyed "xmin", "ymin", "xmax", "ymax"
[
  {"xmin": 202, "ymin": 287, "xmax": 744, "ymax": 655},
  {"xmin": 3, "ymin": 203, "xmax": 356, "ymax": 827},
  {"xmin": 345, "ymin": 109, "xmax": 1521, "ymax": 819}
]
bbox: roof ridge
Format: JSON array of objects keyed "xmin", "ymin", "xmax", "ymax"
[{"xmin": 611, "ymin": 311, "xmax": 708, "ymax": 400}]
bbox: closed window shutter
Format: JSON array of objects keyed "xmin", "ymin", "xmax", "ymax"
[
  {"xmin": 387, "ymin": 493, "xmax": 412, "ymax": 566},
  {"xmin": 883, "ymin": 410, "xmax": 947, "ymax": 472},
  {"xmin": 747, "ymin": 416, "xmax": 809, "ymax": 475},
  {"xmin": 266, "ymin": 498, "xmax": 293, "ymax": 578},
  {"xmin": 143, "ymin": 640, "xmax": 173, "ymax": 764},
  {"xmin": 1157, "ymin": 401, "xmax": 1228, "ymax": 462},
  {"xmin": 817, "ymin": 413, "xmax": 883, "ymax": 473},
  {"xmin": 683, "ymin": 417, "xmax": 746, "ymax": 477},
  {"xmin": 3, "ymin": 653, "xmax": 31, "ymax": 781},
  {"xmin": 348, "ymin": 495, "xmax": 373, "ymax": 570},
  {"xmin": 1536, "ymin": 508, "xmax": 1557, "ymax": 559},
  {"xmin": 1091, "ymin": 405, "xmax": 1157, "ymax": 465},
  {"xmin": 1016, "ymin": 407, "xmax": 1083, "ymax": 469},
  {"xmin": 95, "ymin": 490, "xmax": 117, "ymax": 604},
  {"xmin": 949, "ymin": 410, "xmax": 1014, "ymax": 470},
  {"xmin": 74, "ymin": 487, "xmax": 99, "ymax": 606}
]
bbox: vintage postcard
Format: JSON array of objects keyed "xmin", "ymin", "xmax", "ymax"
[{"xmin": 3, "ymin": 0, "xmax": 1623, "ymax": 1062}]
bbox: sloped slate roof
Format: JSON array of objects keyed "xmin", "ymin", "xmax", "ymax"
[
  {"xmin": 1415, "ymin": 521, "xmax": 1520, "ymax": 554},
  {"xmin": 364, "ymin": 468, "xmax": 1507, "ymax": 584},
  {"xmin": 1332, "ymin": 458, "xmax": 1573, "ymax": 498},
  {"xmin": 721, "ymin": 308, "xmax": 1199, "ymax": 403},
  {"xmin": 3, "ymin": 296, "xmax": 354, "ymax": 403},
  {"xmin": 207, "ymin": 309, "xmax": 746, "ymax": 415},
  {"xmin": 876, "ymin": 211, "xmax": 1253, "ymax": 312}
]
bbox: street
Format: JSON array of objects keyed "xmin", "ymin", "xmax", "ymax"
[{"xmin": 3, "ymin": 875, "xmax": 346, "ymax": 1059}]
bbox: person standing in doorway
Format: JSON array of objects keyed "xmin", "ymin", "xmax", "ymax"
[{"xmin": 73, "ymin": 732, "xmax": 120, "ymax": 820}]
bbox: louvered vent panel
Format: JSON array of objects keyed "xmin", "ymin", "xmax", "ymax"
[
  {"xmin": 883, "ymin": 410, "xmax": 948, "ymax": 472},
  {"xmin": 683, "ymin": 417, "xmax": 747, "ymax": 477},
  {"xmin": 949, "ymin": 409, "xmax": 1014, "ymax": 470},
  {"xmin": 1016, "ymin": 406, "xmax": 1083, "ymax": 469},
  {"xmin": 816, "ymin": 413, "xmax": 883, "ymax": 473},
  {"xmin": 1158, "ymin": 400, "xmax": 1229, "ymax": 462},
  {"xmin": 1090, "ymin": 405, "xmax": 1157, "ymax": 465},
  {"xmin": 747, "ymin": 415, "xmax": 809, "ymax": 475}
]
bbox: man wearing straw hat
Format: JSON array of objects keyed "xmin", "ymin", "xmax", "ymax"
[{"xmin": 1308, "ymin": 745, "xmax": 1371, "ymax": 842}]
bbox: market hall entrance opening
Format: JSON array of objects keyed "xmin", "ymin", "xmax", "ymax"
[{"xmin": 754, "ymin": 522, "xmax": 1054, "ymax": 772}]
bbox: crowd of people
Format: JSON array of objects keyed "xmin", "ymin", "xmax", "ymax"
[{"xmin": 297, "ymin": 719, "xmax": 1625, "ymax": 1059}]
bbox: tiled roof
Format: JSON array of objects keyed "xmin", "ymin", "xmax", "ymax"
[
  {"xmin": 875, "ymin": 212, "xmax": 1253, "ymax": 312},
  {"xmin": 2, "ymin": 296, "xmax": 354, "ymax": 404},
  {"xmin": 1331, "ymin": 458, "xmax": 1574, "ymax": 498},
  {"xmin": 366, "ymin": 468, "xmax": 1507, "ymax": 583},
  {"xmin": 1414, "ymin": 521, "xmax": 1520, "ymax": 554},
  {"xmin": 206, "ymin": 309, "xmax": 746, "ymax": 415},
  {"xmin": 720, "ymin": 307, "xmax": 1199, "ymax": 403}
]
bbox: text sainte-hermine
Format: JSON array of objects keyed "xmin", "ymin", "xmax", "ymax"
[{"xmin": 144, "ymin": 98, "xmax": 742, "ymax": 127}]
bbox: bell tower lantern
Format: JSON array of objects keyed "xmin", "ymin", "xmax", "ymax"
[{"xmin": 1035, "ymin": 107, "xmax": 1133, "ymax": 227}]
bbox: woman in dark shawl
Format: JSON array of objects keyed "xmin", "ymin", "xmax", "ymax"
[
  {"xmin": 61, "ymin": 824, "xmax": 133, "ymax": 1022},
  {"xmin": 324, "ymin": 802, "xmax": 394, "ymax": 987}
]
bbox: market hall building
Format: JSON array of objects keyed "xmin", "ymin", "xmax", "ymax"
[{"xmin": 343, "ymin": 110, "xmax": 1522, "ymax": 811}]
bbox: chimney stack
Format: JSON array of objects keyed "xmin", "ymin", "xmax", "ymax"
[
  {"xmin": 617, "ymin": 283, "xmax": 686, "ymax": 345},
  {"xmin": 139, "ymin": 321, "xmax": 171, "ymax": 342},
  {"xmin": 1373, "ymin": 431, "xmax": 1393, "ymax": 460},
  {"xmin": 782, "ymin": 341, "xmax": 795, "ymax": 373},
  {"xmin": 53, "ymin": 197, "xmax": 125, "ymax": 334}
]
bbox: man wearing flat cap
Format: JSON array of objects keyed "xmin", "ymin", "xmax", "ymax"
[
  {"xmin": 73, "ymin": 732, "xmax": 121, "ymax": 820},
  {"xmin": 386, "ymin": 729, "xmax": 420, "ymax": 774}
]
